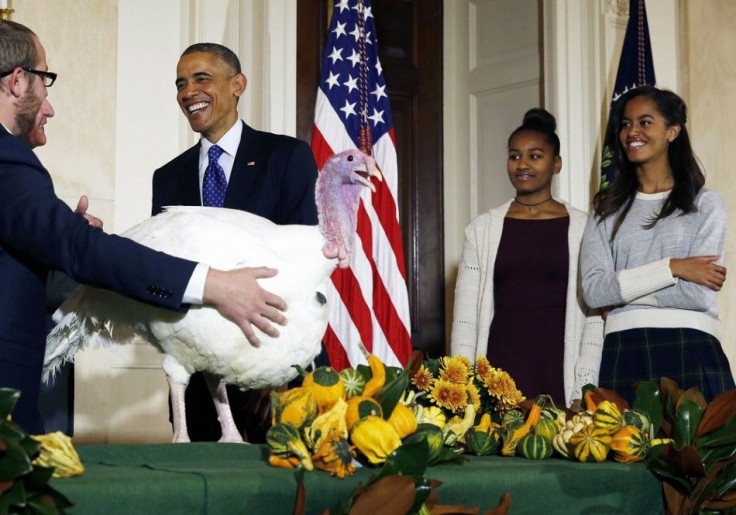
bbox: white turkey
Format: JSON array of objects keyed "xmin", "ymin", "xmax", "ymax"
[{"xmin": 44, "ymin": 149, "xmax": 380, "ymax": 443}]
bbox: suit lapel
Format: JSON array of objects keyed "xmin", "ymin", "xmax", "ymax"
[
  {"xmin": 181, "ymin": 144, "xmax": 202, "ymax": 206},
  {"xmin": 224, "ymin": 122, "xmax": 259, "ymax": 210}
]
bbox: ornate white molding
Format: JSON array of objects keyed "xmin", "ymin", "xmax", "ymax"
[{"xmin": 604, "ymin": 0, "xmax": 629, "ymax": 17}]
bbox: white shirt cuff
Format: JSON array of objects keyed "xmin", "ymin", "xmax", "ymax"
[{"xmin": 182, "ymin": 263, "xmax": 209, "ymax": 305}]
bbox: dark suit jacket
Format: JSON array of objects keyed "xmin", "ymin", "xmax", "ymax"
[
  {"xmin": 0, "ymin": 128, "xmax": 198, "ymax": 433},
  {"xmin": 151, "ymin": 121, "xmax": 318, "ymax": 442},
  {"xmin": 152, "ymin": 122, "xmax": 318, "ymax": 224}
]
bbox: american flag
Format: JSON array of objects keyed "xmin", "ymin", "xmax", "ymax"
[
  {"xmin": 311, "ymin": 0, "xmax": 412, "ymax": 370},
  {"xmin": 600, "ymin": 0, "xmax": 656, "ymax": 189}
]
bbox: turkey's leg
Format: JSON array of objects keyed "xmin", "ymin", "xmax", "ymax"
[
  {"xmin": 203, "ymin": 372, "xmax": 246, "ymax": 443},
  {"xmin": 167, "ymin": 377, "xmax": 191, "ymax": 443}
]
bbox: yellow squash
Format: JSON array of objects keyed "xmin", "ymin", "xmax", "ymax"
[{"xmin": 350, "ymin": 415, "xmax": 402, "ymax": 464}]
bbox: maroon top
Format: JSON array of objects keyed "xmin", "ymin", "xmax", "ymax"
[{"xmin": 488, "ymin": 216, "xmax": 569, "ymax": 404}]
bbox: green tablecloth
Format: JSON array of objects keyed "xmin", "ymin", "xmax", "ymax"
[{"xmin": 51, "ymin": 443, "xmax": 663, "ymax": 514}]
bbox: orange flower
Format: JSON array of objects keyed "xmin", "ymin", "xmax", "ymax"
[
  {"xmin": 440, "ymin": 356, "xmax": 472, "ymax": 384},
  {"xmin": 411, "ymin": 364, "xmax": 434, "ymax": 391},
  {"xmin": 429, "ymin": 378, "xmax": 467, "ymax": 413}
]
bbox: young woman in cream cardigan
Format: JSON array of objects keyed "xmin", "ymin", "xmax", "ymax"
[{"xmin": 451, "ymin": 109, "xmax": 603, "ymax": 407}]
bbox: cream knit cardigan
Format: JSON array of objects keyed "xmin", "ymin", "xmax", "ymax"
[{"xmin": 450, "ymin": 199, "xmax": 604, "ymax": 406}]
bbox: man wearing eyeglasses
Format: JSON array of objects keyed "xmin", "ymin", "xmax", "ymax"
[{"xmin": 0, "ymin": 20, "xmax": 292, "ymax": 434}]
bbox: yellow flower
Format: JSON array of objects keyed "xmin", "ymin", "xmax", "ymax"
[
  {"xmin": 429, "ymin": 378, "xmax": 467, "ymax": 413},
  {"xmin": 482, "ymin": 369, "xmax": 525, "ymax": 411},
  {"xmin": 440, "ymin": 356, "xmax": 472, "ymax": 384},
  {"xmin": 466, "ymin": 381, "xmax": 481, "ymax": 413},
  {"xmin": 474, "ymin": 356, "xmax": 493, "ymax": 378},
  {"xmin": 411, "ymin": 364, "xmax": 434, "ymax": 391}
]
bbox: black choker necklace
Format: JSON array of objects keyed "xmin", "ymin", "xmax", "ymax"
[{"xmin": 513, "ymin": 196, "xmax": 553, "ymax": 212}]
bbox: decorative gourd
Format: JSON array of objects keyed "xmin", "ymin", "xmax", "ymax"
[
  {"xmin": 465, "ymin": 427, "xmax": 501, "ymax": 456},
  {"xmin": 387, "ymin": 401, "xmax": 418, "ymax": 439},
  {"xmin": 474, "ymin": 413, "xmax": 495, "ymax": 433},
  {"xmin": 593, "ymin": 400, "xmax": 624, "ymax": 435},
  {"xmin": 339, "ymin": 368, "xmax": 366, "ymax": 398},
  {"xmin": 541, "ymin": 406, "xmax": 566, "ymax": 430},
  {"xmin": 501, "ymin": 396, "xmax": 546, "ymax": 456},
  {"xmin": 305, "ymin": 396, "xmax": 348, "ymax": 450},
  {"xmin": 362, "ymin": 353, "xmax": 386, "ymax": 398},
  {"xmin": 31, "ymin": 431, "xmax": 84, "ymax": 478},
  {"xmin": 443, "ymin": 402, "xmax": 476, "ymax": 445},
  {"xmin": 534, "ymin": 418, "xmax": 559, "ymax": 441},
  {"xmin": 311, "ymin": 432, "xmax": 357, "ymax": 478},
  {"xmin": 622, "ymin": 409, "xmax": 651, "ymax": 437},
  {"xmin": 611, "ymin": 425, "xmax": 649, "ymax": 463},
  {"xmin": 350, "ymin": 415, "xmax": 402, "ymax": 464},
  {"xmin": 517, "ymin": 433, "xmax": 553, "ymax": 460},
  {"xmin": 345, "ymin": 395, "xmax": 383, "ymax": 430},
  {"xmin": 302, "ymin": 366, "xmax": 346, "ymax": 413},
  {"xmin": 270, "ymin": 386, "xmax": 317, "ymax": 430},
  {"xmin": 266, "ymin": 423, "xmax": 313, "ymax": 470},
  {"xmin": 569, "ymin": 424, "xmax": 612, "ymax": 463},
  {"xmin": 416, "ymin": 405, "xmax": 447, "ymax": 428},
  {"xmin": 502, "ymin": 409, "xmax": 524, "ymax": 429},
  {"xmin": 552, "ymin": 412, "xmax": 593, "ymax": 459}
]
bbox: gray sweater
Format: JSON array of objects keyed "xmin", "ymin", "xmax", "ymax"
[{"xmin": 580, "ymin": 188, "xmax": 726, "ymax": 339}]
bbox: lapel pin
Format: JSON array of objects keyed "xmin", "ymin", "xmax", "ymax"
[{"xmin": 247, "ymin": 161, "xmax": 256, "ymax": 166}]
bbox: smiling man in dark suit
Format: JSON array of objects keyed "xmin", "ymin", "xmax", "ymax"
[
  {"xmin": 152, "ymin": 43, "xmax": 320, "ymax": 442},
  {"xmin": 0, "ymin": 21, "xmax": 290, "ymax": 434}
]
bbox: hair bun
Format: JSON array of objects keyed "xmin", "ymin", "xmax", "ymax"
[{"xmin": 522, "ymin": 108, "xmax": 556, "ymax": 133}]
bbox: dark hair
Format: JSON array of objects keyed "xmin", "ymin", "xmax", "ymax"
[
  {"xmin": 593, "ymin": 86, "xmax": 704, "ymax": 239},
  {"xmin": 0, "ymin": 20, "xmax": 38, "ymax": 88},
  {"xmin": 181, "ymin": 42, "xmax": 242, "ymax": 76},
  {"xmin": 508, "ymin": 108, "xmax": 560, "ymax": 156}
]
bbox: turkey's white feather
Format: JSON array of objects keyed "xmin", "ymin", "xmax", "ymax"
[{"xmin": 45, "ymin": 205, "xmax": 335, "ymax": 389}]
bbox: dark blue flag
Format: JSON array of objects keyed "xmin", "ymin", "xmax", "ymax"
[{"xmin": 600, "ymin": 0, "xmax": 656, "ymax": 189}]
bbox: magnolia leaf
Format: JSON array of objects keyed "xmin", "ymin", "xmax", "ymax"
[
  {"xmin": 349, "ymin": 475, "xmax": 417, "ymax": 515},
  {"xmin": 375, "ymin": 365, "xmax": 410, "ymax": 419},
  {"xmin": 698, "ymin": 441, "xmax": 736, "ymax": 470},
  {"xmin": 0, "ymin": 481, "xmax": 26, "ymax": 512},
  {"xmin": 591, "ymin": 386, "xmax": 630, "ymax": 411},
  {"xmin": 660, "ymin": 377, "xmax": 683, "ymax": 423},
  {"xmin": 429, "ymin": 445, "xmax": 465, "ymax": 466},
  {"xmin": 690, "ymin": 455, "xmax": 736, "ymax": 510},
  {"xmin": 661, "ymin": 443, "xmax": 705, "ymax": 478},
  {"xmin": 407, "ymin": 476, "xmax": 439, "ymax": 514},
  {"xmin": 376, "ymin": 439, "xmax": 429, "ymax": 480},
  {"xmin": 661, "ymin": 482, "xmax": 688, "ymax": 515},
  {"xmin": 0, "ymin": 389, "xmax": 20, "ymax": 420},
  {"xmin": 677, "ymin": 387, "xmax": 707, "ymax": 411},
  {"xmin": 0, "ymin": 438, "xmax": 33, "ymax": 481},
  {"xmin": 673, "ymin": 400, "xmax": 703, "ymax": 448},
  {"xmin": 25, "ymin": 494, "xmax": 61, "ymax": 515},
  {"xmin": 633, "ymin": 381, "xmax": 663, "ymax": 434},
  {"xmin": 696, "ymin": 390, "xmax": 736, "ymax": 438},
  {"xmin": 695, "ymin": 415, "xmax": 736, "ymax": 449}
]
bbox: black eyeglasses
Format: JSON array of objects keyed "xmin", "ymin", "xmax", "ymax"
[{"xmin": 0, "ymin": 67, "xmax": 57, "ymax": 87}]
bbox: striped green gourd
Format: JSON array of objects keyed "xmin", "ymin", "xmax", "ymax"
[{"xmin": 517, "ymin": 433, "xmax": 553, "ymax": 459}]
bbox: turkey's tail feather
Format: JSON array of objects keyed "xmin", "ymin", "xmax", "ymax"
[{"xmin": 43, "ymin": 286, "xmax": 155, "ymax": 383}]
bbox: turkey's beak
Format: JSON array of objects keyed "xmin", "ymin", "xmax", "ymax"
[{"xmin": 355, "ymin": 162, "xmax": 383, "ymax": 193}]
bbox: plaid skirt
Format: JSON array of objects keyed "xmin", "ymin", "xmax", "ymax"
[{"xmin": 599, "ymin": 327, "xmax": 735, "ymax": 406}]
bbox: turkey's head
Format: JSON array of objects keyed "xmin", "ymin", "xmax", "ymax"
[{"xmin": 316, "ymin": 149, "xmax": 382, "ymax": 269}]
